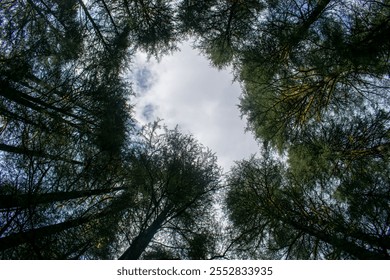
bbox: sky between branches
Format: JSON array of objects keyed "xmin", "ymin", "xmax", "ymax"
[{"xmin": 131, "ymin": 41, "xmax": 260, "ymax": 172}]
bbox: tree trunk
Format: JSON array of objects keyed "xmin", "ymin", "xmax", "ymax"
[
  {"xmin": 0, "ymin": 143, "xmax": 83, "ymax": 165},
  {"xmin": 0, "ymin": 82, "xmax": 85, "ymax": 131},
  {"xmin": 0, "ymin": 185, "xmax": 126, "ymax": 209},
  {"xmin": 271, "ymin": 202, "xmax": 390, "ymax": 259},
  {"xmin": 77, "ymin": 0, "xmax": 108, "ymax": 48},
  {"xmin": 287, "ymin": 0, "xmax": 331, "ymax": 50},
  {"xmin": 118, "ymin": 207, "xmax": 171, "ymax": 260},
  {"xmin": 0, "ymin": 213, "xmax": 94, "ymax": 251},
  {"xmin": 286, "ymin": 217, "xmax": 389, "ymax": 259},
  {"xmin": 0, "ymin": 193, "xmax": 131, "ymax": 251}
]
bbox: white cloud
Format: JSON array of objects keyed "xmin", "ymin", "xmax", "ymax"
[{"xmin": 131, "ymin": 41, "xmax": 259, "ymax": 172}]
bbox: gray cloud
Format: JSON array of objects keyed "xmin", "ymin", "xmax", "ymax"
[
  {"xmin": 141, "ymin": 103, "xmax": 155, "ymax": 121},
  {"xmin": 132, "ymin": 41, "xmax": 259, "ymax": 172}
]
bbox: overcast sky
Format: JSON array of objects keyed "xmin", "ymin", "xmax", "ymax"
[{"xmin": 130, "ymin": 41, "xmax": 260, "ymax": 172}]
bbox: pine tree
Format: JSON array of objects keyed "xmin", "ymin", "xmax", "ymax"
[{"xmin": 117, "ymin": 124, "xmax": 221, "ymax": 259}]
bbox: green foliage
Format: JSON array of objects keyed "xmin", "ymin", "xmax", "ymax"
[
  {"xmin": 1, "ymin": 0, "xmax": 389, "ymax": 260},
  {"xmin": 113, "ymin": 123, "xmax": 222, "ymax": 259},
  {"xmin": 234, "ymin": 0, "xmax": 390, "ymax": 149},
  {"xmin": 216, "ymin": 1, "xmax": 390, "ymax": 259},
  {"xmin": 178, "ymin": 0, "xmax": 265, "ymax": 68},
  {"xmin": 226, "ymin": 149, "xmax": 390, "ymax": 259}
]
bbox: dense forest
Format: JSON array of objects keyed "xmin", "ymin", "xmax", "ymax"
[{"xmin": 0, "ymin": 0, "xmax": 389, "ymax": 259}]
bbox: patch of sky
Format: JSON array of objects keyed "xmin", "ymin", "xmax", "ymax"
[
  {"xmin": 134, "ymin": 66, "xmax": 154, "ymax": 94},
  {"xmin": 142, "ymin": 103, "xmax": 155, "ymax": 121},
  {"xmin": 130, "ymin": 41, "xmax": 260, "ymax": 172}
]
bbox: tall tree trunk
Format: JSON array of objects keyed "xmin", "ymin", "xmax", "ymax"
[
  {"xmin": 77, "ymin": 0, "xmax": 109, "ymax": 48},
  {"xmin": 0, "ymin": 82, "xmax": 86, "ymax": 131},
  {"xmin": 0, "ymin": 143, "xmax": 83, "ymax": 165},
  {"xmin": 286, "ymin": 217, "xmax": 389, "ymax": 259},
  {"xmin": 0, "ymin": 185, "xmax": 127, "ymax": 209},
  {"xmin": 0, "ymin": 193, "xmax": 132, "ymax": 252},
  {"xmin": 0, "ymin": 213, "xmax": 95, "ymax": 251},
  {"xmin": 118, "ymin": 207, "xmax": 171, "ymax": 260},
  {"xmin": 285, "ymin": 0, "xmax": 331, "ymax": 53},
  {"xmin": 270, "ymin": 201, "xmax": 390, "ymax": 259}
]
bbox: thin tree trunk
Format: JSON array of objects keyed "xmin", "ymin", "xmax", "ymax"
[
  {"xmin": 299, "ymin": 0, "xmax": 331, "ymax": 32},
  {"xmin": 0, "ymin": 191, "xmax": 132, "ymax": 251},
  {"xmin": 0, "ymin": 84, "xmax": 85, "ymax": 131},
  {"xmin": 286, "ymin": 217, "xmax": 390, "ymax": 259},
  {"xmin": 270, "ymin": 200, "xmax": 390, "ymax": 259},
  {"xmin": 77, "ymin": 0, "xmax": 109, "ymax": 49},
  {"xmin": 0, "ymin": 106, "xmax": 46, "ymax": 130},
  {"xmin": 0, "ymin": 143, "xmax": 83, "ymax": 165},
  {"xmin": 0, "ymin": 213, "xmax": 94, "ymax": 251},
  {"xmin": 287, "ymin": 0, "xmax": 331, "ymax": 51},
  {"xmin": 0, "ymin": 185, "xmax": 127, "ymax": 209},
  {"xmin": 100, "ymin": 0, "xmax": 119, "ymax": 34}
]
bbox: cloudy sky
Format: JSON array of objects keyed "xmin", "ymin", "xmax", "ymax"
[{"xmin": 131, "ymin": 41, "xmax": 260, "ymax": 172}]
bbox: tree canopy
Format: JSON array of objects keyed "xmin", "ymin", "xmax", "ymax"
[{"xmin": 1, "ymin": 0, "xmax": 389, "ymax": 259}]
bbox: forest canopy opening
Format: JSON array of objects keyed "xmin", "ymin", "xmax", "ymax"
[{"xmin": 0, "ymin": 0, "xmax": 389, "ymax": 260}]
